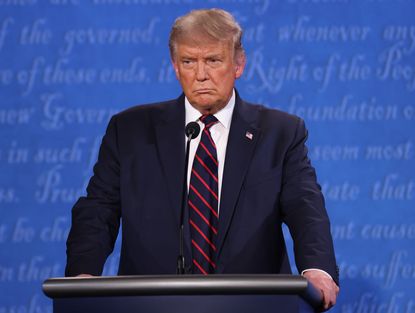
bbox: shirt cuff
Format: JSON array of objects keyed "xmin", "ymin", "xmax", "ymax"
[{"xmin": 301, "ymin": 268, "xmax": 334, "ymax": 280}]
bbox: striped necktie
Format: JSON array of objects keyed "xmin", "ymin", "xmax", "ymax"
[{"xmin": 188, "ymin": 114, "xmax": 219, "ymax": 275}]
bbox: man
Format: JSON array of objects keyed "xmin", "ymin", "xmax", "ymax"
[{"xmin": 66, "ymin": 8, "xmax": 339, "ymax": 310}]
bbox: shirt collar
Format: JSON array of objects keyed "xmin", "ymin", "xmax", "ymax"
[{"xmin": 185, "ymin": 89, "xmax": 235, "ymax": 129}]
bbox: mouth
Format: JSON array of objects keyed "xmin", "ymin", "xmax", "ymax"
[{"xmin": 194, "ymin": 89, "xmax": 214, "ymax": 94}]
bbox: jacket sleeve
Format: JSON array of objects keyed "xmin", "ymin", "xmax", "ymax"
[
  {"xmin": 279, "ymin": 117, "xmax": 339, "ymax": 285},
  {"xmin": 65, "ymin": 115, "xmax": 121, "ymax": 276}
]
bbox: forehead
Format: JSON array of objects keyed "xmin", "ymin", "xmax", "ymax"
[{"xmin": 175, "ymin": 40, "xmax": 233, "ymax": 57}]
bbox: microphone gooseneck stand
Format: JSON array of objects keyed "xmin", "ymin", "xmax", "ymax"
[{"xmin": 177, "ymin": 122, "xmax": 200, "ymax": 274}]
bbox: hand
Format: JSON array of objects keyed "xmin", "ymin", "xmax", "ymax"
[
  {"xmin": 303, "ymin": 270, "xmax": 339, "ymax": 311},
  {"xmin": 76, "ymin": 274, "xmax": 94, "ymax": 278}
]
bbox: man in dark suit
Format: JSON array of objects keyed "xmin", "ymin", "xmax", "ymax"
[{"xmin": 66, "ymin": 8, "xmax": 339, "ymax": 310}]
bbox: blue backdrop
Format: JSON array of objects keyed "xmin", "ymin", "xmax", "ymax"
[{"xmin": 1, "ymin": 1, "xmax": 414, "ymax": 312}]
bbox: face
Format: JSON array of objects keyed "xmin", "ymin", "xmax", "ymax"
[{"xmin": 172, "ymin": 40, "xmax": 245, "ymax": 114}]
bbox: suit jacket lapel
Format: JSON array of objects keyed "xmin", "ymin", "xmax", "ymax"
[
  {"xmin": 153, "ymin": 95, "xmax": 193, "ymax": 264},
  {"xmin": 153, "ymin": 96, "xmax": 185, "ymax": 225},
  {"xmin": 215, "ymin": 95, "xmax": 261, "ymax": 263}
]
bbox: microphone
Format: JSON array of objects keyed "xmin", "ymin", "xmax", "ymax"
[
  {"xmin": 177, "ymin": 121, "xmax": 200, "ymax": 274},
  {"xmin": 185, "ymin": 121, "xmax": 200, "ymax": 139}
]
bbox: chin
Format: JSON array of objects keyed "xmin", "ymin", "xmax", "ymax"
[
  {"xmin": 192, "ymin": 98, "xmax": 216, "ymax": 109},
  {"xmin": 189, "ymin": 94, "xmax": 225, "ymax": 113},
  {"xmin": 194, "ymin": 104, "xmax": 215, "ymax": 114}
]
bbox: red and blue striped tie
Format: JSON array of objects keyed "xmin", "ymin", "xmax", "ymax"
[{"xmin": 188, "ymin": 114, "xmax": 219, "ymax": 275}]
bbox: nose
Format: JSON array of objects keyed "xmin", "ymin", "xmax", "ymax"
[{"xmin": 196, "ymin": 61, "xmax": 208, "ymax": 81}]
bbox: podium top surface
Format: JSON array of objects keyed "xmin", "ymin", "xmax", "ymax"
[
  {"xmin": 42, "ymin": 274, "xmax": 321, "ymax": 306},
  {"xmin": 43, "ymin": 274, "xmax": 306, "ymax": 297}
]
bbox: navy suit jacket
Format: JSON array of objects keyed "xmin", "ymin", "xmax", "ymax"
[{"xmin": 66, "ymin": 93, "xmax": 338, "ymax": 284}]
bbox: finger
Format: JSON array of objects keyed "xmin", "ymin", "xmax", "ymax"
[
  {"xmin": 321, "ymin": 288, "xmax": 329, "ymax": 311},
  {"xmin": 328, "ymin": 283, "xmax": 339, "ymax": 306},
  {"xmin": 321, "ymin": 287, "xmax": 336, "ymax": 311}
]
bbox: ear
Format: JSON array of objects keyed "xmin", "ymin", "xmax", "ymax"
[
  {"xmin": 171, "ymin": 58, "xmax": 180, "ymax": 80},
  {"xmin": 234, "ymin": 53, "xmax": 246, "ymax": 79}
]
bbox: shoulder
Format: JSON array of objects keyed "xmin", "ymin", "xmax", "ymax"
[
  {"xmin": 113, "ymin": 98, "xmax": 180, "ymax": 123},
  {"xmin": 240, "ymin": 99, "xmax": 303, "ymax": 131},
  {"xmin": 101, "ymin": 97, "xmax": 182, "ymax": 141},
  {"xmin": 104, "ymin": 97, "xmax": 183, "ymax": 133}
]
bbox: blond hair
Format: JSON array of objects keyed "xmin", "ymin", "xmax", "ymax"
[{"xmin": 169, "ymin": 8, "xmax": 245, "ymax": 60}]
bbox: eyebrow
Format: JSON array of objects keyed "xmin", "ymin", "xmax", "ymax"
[
  {"xmin": 205, "ymin": 54, "xmax": 223, "ymax": 59},
  {"xmin": 178, "ymin": 51, "xmax": 224, "ymax": 61}
]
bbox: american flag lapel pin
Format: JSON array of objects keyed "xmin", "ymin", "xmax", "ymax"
[{"xmin": 245, "ymin": 131, "xmax": 253, "ymax": 140}]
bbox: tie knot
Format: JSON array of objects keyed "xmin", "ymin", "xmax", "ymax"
[{"xmin": 200, "ymin": 115, "xmax": 218, "ymax": 130}]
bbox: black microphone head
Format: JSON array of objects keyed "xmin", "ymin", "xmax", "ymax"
[{"xmin": 185, "ymin": 121, "xmax": 200, "ymax": 139}]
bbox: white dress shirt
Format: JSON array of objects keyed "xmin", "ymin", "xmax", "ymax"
[{"xmin": 185, "ymin": 89, "xmax": 235, "ymax": 215}]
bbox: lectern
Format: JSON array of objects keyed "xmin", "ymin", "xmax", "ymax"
[{"xmin": 43, "ymin": 274, "xmax": 322, "ymax": 313}]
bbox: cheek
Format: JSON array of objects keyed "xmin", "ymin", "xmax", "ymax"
[
  {"xmin": 218, "ymin": 73, "xmax": 235, "ymax": 88},
  {"xmin": 181, "ymin": 77, "xmax": 195, "ymax": 90},
  {"xmin": 179, "ymin": 71, "xmax": 195, "ymax": 83}
]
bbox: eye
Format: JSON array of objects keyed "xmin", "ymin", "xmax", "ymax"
[
  {"xmin": 182, "ymin": 59, "xmax": 195, "ymax": 67},
  {"xmin": 207, "ymin": 58, "xmax": 221, "ymax": 65}
]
